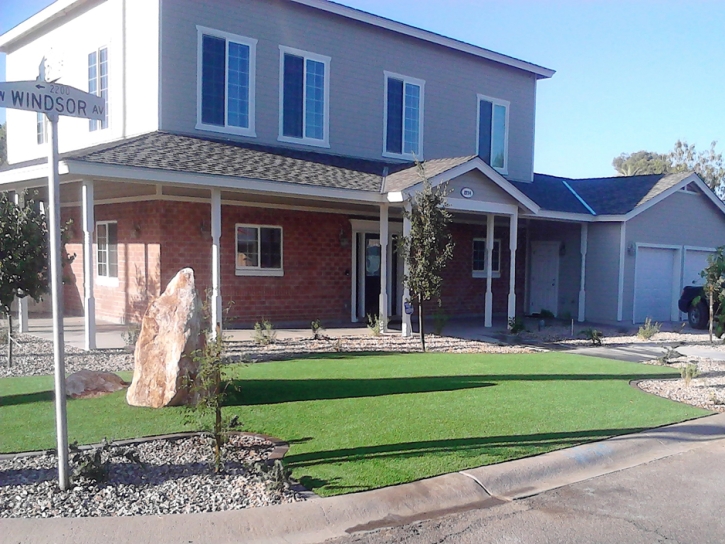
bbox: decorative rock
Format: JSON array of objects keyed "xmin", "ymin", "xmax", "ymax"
[
  {"xmin": 126, "ymin": 268, "xmax": 203, "ymax": 408},
  {"xmin": 65, "ymin": 370, "xmax": 128, "ymax": 399}
]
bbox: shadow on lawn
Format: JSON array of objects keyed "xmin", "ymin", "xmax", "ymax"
[
  {"xmin": 224, "ymin": 371, "xmax": 677, "ymax": 406},
  {"xmin": 284, "ymin": 427, "xmax": 651, "ymax": 469},
  {"xmin": 0, "ymin": 390, "xmax": 55, "ymax": 407}
]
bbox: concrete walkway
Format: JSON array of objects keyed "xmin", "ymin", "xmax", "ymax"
[{"xmin": 4, "ymin": 413, "xmax": 725, "ymax": 544}]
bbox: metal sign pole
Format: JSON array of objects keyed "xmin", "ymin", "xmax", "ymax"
[{"xmin": 46, "ymin": 112, "xmax": 70, "ymax": 490}]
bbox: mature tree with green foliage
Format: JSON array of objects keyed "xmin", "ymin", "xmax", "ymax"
[
  {"xmin": 400, "ymin": 163, "xmax": 454, "ymax": 352},
  {"xmin": 0, "ymin": 192, "xmax": 49, "ymax": 366},
  {"xmin": 613, "ymin": 140, "xmax": 725, "ymax": 196},
  {"xmin": 0, "ymin": 123, "xmax": 7, "ymax": 167}
]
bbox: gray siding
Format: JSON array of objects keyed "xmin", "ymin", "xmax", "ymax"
[
  {"xmin": 447, "ymin": 171, "xmax": 519, "ymax": 205},
  {"xmin": 622, "ymin": 191, "xmax": 725, "ymax": 322},
  {"xmin": 159, "ymin": 0, "xmax": 537, "ymax": 181},
  {"xmin": 527, "ymin": 220, "xmax": 582, "ymax": 318},
  {"xmin": 585, "ymin": 222, "xmax": 621, "ymax": 323}
]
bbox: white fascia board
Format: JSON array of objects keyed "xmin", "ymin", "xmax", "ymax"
[
  {"xmin": 61, "ymin": 160, "xmax": 386, "ymax": 204},
  {"xmin": 414, "ymin": 157, "xmax": 540, "ymax": 214},
  {"xmin": 288, "ymin": 0, "xmax": 555, "ymax": 79},
  {"xmin": 447, "ymin": 198, "xmax": 518, "ymax": 216},
  {"xmin": 0, "ymin": 164, "xmax": 53, "ymax": 187},
  {"xmin": 623, "ymin": 173, "xmax": 725, "ymax": 221},
  {"xmin": 0, "ymin": 0, "xmax": 87, "ymax": 51}
]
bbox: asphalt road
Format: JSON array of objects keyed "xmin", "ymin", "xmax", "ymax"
[{"xmin": 329, "ymin": 439, "xmax": 725, "ymax": 544}]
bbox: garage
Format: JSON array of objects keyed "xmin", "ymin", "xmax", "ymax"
[
  {"xmin": 683, "ymin": 249, "xmax": 713, "ymax": 289},
  {"xmin": 634, "ymin": 246, "xmax": 679, "ymax": 323}
]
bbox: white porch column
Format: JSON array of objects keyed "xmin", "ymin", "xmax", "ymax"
[
  {"xmin": 401, "ymin": 203, "xmax": 412, "ymax": 337},
  {"xmin": 485, "ymin": 214, "xmax": 495, "ymax": 328},
  {"xmin": 507, "ymin": 210, "xmax": 518, "ymax": 324},
  {"xmin": 13, "ymin": 192, "xmax": 29, "ymax": 333},
  {"xmin": 210, "ymin": 188, "xmax": 222, "ymax": 338},
  {"xmin": 82, "ymin": 181, "xmax": 96, "ymax": 351},
  {"xmin": 578, "ymin": 223, "xmax": 588, "ymax": 322},
  {"xmin": 379, "ymin": 204, "xmax": 389, "ymax": 332}
]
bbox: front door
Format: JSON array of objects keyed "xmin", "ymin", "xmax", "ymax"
[
  {"xmin": 364, "ymin": 234, "xmax": 381, "ymax": 318},
  {"xmin": 529, "ymin": 241, "xmax": 560, "ymax": 316}
]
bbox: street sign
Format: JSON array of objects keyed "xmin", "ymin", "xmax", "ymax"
[
  {"xmin": 1, "ymin": 61, "xmax": 107, "ymax": 491},
  {"xmin": 0, "ymin": 80, "xmax": 105, "ymax": 121}
]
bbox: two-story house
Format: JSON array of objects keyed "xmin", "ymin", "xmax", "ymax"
[{"xmin": 2, "ymin": 0, "xmax": 725, "ymax": 348}]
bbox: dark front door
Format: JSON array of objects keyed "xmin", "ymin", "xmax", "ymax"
[{"xmin": 364, "ymin": 234, "xmax": 381, "ymax": 318}]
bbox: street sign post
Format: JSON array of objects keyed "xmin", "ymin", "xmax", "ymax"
[{"xmin": 1, "ymin": 64, "xmax": 105, "ymax": 491}]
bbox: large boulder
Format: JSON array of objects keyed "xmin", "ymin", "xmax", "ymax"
[
  {"xmin": 126, "ymin": 268, "xmax": 204, "ymax": 408},
  {"xmin": 66, "ymin": 370, "xmax": 128, "ymax": 399}
]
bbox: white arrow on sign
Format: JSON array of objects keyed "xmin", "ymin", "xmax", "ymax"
[{"xmin": 0, "ymin": 80, "xmax": 105, "ymax": 121}]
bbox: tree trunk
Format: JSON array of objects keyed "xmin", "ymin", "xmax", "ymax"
[
  {"xmin": 419, "ymin": 298, "xmax": 426, "ymax": 352},
  {"xmin": 7, "ymin": 313, "xmax": 12, "ymax": 368},
  {"xmin": 710, "ymin": 286, "xmax": 715, "ymax": 344}
]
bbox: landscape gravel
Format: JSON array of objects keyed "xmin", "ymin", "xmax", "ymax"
[
  {"xmin": 518, "ymin": 322, "xmax": 714, "ymax": 346},
  {"xmin": 0, "ymin": 433, "xmax": 301, "ymax": 518},
  {"xmin": 637, "ymin": 356, "xmax": 725, "ymax": 413},
  {"xmin": 0, "ymin": 334, "xmax": 133, "ymax": 379}
]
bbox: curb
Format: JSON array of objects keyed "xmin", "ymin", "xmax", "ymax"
[{"xmin": 4, "ymin": 414, "xmax": 725, "ymax": 544}]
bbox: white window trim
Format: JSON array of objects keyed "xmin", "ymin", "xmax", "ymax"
[
  {"xmin": 235, "ymin": 223, "xmax": 284, "ymax": 277},
  {"xmin": 382, "ymin": 71, "xmax": 425, "ymax": 160},
  {"xmin": 37, "ymin": 112, "xmax": 47, "ymax": 145},
  {"xmin": 196, "ymin": 25, "xmax": 258, "ymax": 138},
  {"xmin": 89, "ymin": 45, "xmax": 110, "ymax": 132},
  {"xmin": 278, "ymin": 45, "xmax": 331, "ymax": 149},
  {"xmin": 472, "ymin": 237, "xmax": 501, "ymax": 279},
  {"xmin": 96, "ymin": 220, "xmax": 119, "ymax": 286},
  {"xmin": 476, "ymin": 93, "xmax": 510, "ymax": 175}
]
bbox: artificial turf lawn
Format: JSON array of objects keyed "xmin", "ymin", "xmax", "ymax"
[{"xmin": 0, "ymin": 352, "xmax": 709, "ymax": 496}]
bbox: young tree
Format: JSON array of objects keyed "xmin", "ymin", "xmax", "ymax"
[
  {"xmin": 399, "ymin": 163, "xmax": 454, "ymax": 352},
  {"xmin": 700, "ymin": 247, "xmax": 725, "ymax": 343},
  {"xmin": 0, "ymin": 123, "xmax": 6, "ymax": 167},
  {"xmin": 0, "ymin": 192, "xmax": 49, "ymax": 365}
]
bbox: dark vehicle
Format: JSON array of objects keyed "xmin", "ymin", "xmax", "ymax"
[{"xmin": 679, "ymin": 286, "xmax": 710, "ymax": 329}]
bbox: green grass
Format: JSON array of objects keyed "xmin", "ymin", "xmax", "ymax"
[{"xmin": 0, "ymin": 353, "xmax": 709, "ymax": 496}]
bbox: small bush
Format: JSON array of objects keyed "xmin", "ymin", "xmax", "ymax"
[
  {"xmin": 681, "ymin": 363, "xmax": 699, "ymax": 387},
  {"xmin": 70, "ymin": 438, "xmax": 142, "ymax": 483},
  {"xmin": 310, "ymin": 319, "xmax": 325, "ymax": 340},
  {"xmin": 638, "ymin": 317, "xmax": 661, "ymax": 340},
  {"xmin": 539, "ymin": 309, "xmax": 555, "ymax": 320},
  {"xmin": 253, "ymin": 320, "xmax": 277, "ymax": 346},
  {"xmin": 0, "ymin": 327, "xmax": 7, "ymax": 345},
  {"xmin": 367, "ymin": 314, "xmax": 382, "ymax": 336},
  {"xmin": 657, "ymin": 345, "xmax": 684, "ymax": 365},
  {"xmin": 252, "ymin": 459, "xmax": 294, "ymax": 493},
  {"xmin": 559, "ymin": 310, "xmax": 573, "ymax": 322},
  {"xmin": 432, "ymin": 310, "xmax": 448, "ymax": 336},
  {"xmin": 508, "ymin": 317, "xmax": 525, "ymax": 334},
  {"xmin": 580, "ymin": 328, "xmax": 603, "ymax": 346},
  {"xmin": 122, "ymin": 323, "xmax": 141, "ymax": 347}
]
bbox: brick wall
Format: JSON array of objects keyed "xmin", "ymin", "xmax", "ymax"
[{"xmin": 62, "ymin": 201, "xmax": 162, "ymax": 323}]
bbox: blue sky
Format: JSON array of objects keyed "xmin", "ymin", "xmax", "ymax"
[{"xmin": 2, "ymin": 0, "xmax": 724, "ymax": 179}]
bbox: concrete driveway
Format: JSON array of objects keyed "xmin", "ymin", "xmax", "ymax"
[{"xmin": 565, "ymin": 343, "xmax": 725, "ymax": 363}]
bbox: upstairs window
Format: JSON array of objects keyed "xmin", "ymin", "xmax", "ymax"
[
  {"xmin": 88, "ymin": 47, "xmax": 109, "ymax": 131},
  {"xmin": 384, "ymin": 72, "xmax": 424, "ymax": 159},
  {"xmin": 472, "ymin": 238, "xmax": 501, "ymax": 278},
  {"xmin": 477, "ymin": 95, "xmax": 509, "ymax": 172},
  {"xmin": 236, "ymin": 224, "xmax": 283, "ymax": 276},
  {"xmin": 97, "ymin": 221, "xmax": 118, "ymax": 279},
  {"xmin": 37, "ymin": 112, "xmax": 47, "ymax": 144},
  {"xmin": 279, "ymin": 46, "xmax": 330, "ymax": 147},
  {"xmin": 197, "ymin": 26, "xmax": 257, "ymax": 137}
]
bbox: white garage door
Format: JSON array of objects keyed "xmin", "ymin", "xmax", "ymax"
[
  {"xmin": 683, "ymin": 250, "xmax": 713, "ymax": 288},
  {"xmin": 634, "ymin": 247, "xmax": 677, "ymax": 323}
]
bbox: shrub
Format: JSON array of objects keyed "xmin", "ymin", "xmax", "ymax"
[
  {"xmin": 310, "ymin": 319, "xmax": 324, "ymax": 340},
  {"xmin": 432, "ymin": 310, "xmax": 448, "ymax": 336},
  {"xmin": 508, "ymin": 317, "xmax": 525, "ymax": 334},
  {"xmin": 252, "ymin": 459, "xmax": 294, "ymax": 493},
  {"xmin": 580, "ymin": 328, "xmax": 603, "ymax": 346},
  {"xmin": 638, "ymin": 317, "xmax": 661, "ymax": 340},
  {"xmin": 681, "ymin": 363, "xmax": 699, "ymax": 387},
  {"xmin": 253, "ymin": 320, "xmax": 277, "ymax": 346},
  {"xmin": 367, "ymin": 314, "xmax": 382, "ymax": 336},
  {"xmin": 70, "ymin": 439, "xmax": 142, "ymax": 483},
  {"xmin": 122, "ymin": 323, "xmax": 141, "ymax": 347},
  {"xmin": 539, "ymin": 309, "xmax": 555, "ymax": 319},
  {"xmin": 657, "ymin": 345, "xmax": 684, "ymax": 365}
]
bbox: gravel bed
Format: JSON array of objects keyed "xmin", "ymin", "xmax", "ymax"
[
  {"xmin": 638, "ymin": 356, "xmax": 725, "ymax": 413},
  {"xmin": 0, "ymin": 334, "xmax": 133, "ymax": 379},
  {"xmin": 518, "ymin": 323, "xmax": 714, "ymax": 346},
  {"xmin": 224, "ymin": 332, "xmax": 534, "ymax": 363},
  {"xmin": 0, "ymin": 433, "xmax": 302, "ymax": 518}
]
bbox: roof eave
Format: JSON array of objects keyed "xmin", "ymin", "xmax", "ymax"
[{"xmin": 0, "ymin": 0, "xmax": 89, "ymax": 52}]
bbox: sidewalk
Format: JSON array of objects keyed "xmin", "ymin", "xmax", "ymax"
[{"xmin": 4, "ymin": 413, "xmax": 725, "ymax": 544}]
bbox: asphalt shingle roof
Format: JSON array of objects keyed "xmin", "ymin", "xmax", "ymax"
[
  {"xmin": 62, "ymin": 131, "xmax": 410, "ymax": 193},
  {"xmin": 384, "ymin": 156, "xmax": 476, "ymax": 192}
]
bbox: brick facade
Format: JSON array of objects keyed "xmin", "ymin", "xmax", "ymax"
[{"xmin": 62, "ymin": 199, "xmax": 526, "ymax": 326}]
